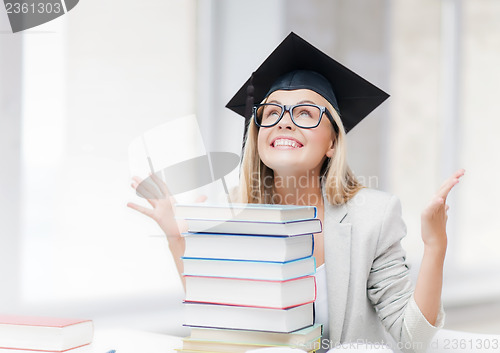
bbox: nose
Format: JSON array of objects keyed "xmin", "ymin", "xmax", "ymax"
[{"xmin": 277, "ymin": 109, "xmax": 295, "ymax": 130}]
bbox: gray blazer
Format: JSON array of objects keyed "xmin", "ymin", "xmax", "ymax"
[{"xmin": 323, "ymin": 188, "xmax": 443, "ymax": 353}]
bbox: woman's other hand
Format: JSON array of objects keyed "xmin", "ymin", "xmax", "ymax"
[
  {"xmin": 414, "ymin": 168, "xmax": 465, "ymax": 325},
  {"xmin": 420, "ymin": 168, "xmax": 465, "ymax": 251}
]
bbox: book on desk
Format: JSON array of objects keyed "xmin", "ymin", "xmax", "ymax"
[{"xmin": 0, "ymin": 315, "xmax": 93, "ymax": 352}]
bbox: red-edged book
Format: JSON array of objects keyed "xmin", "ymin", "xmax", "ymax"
[
  {"xmin": 0, "ymin": 315, "xmax": 93, "ymax": 352},
  {"xmin": 183, "ymin": 302, "xmax": 314, "ymax": 333},
  {"xmin": 184, "ymin": 275, "xmax": 316, "ymax": 309}
]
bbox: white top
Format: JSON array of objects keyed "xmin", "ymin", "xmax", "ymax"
[
  {"xmin": 314, "ymin": 263, "xmax": 330, "ymax": 350},
  {"xmin": 313, "ymin": 261, "xmax": 445, "ymax": 353}
]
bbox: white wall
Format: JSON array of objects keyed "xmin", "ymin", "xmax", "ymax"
[
  {"xmin": 14, "ymin": 0, "xmax": 197, "ymax": 330},
  {"xmin": 0, "ymin": 7, "xmax": 22, "ymax": 312}
]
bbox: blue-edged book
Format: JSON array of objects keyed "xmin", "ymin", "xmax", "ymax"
[
  {"xmin": 182, "ymin": 233, "xmax": 314, "ymax": 262},
  {"xmin": 185, "ymin": 218, "xmax": 322, "ymax": 236},
  {"xmin": 182, "ymin": 256, "xmax": 316, "ymax": 281}
]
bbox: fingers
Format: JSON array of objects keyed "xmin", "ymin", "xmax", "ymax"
[
  {"xmin": 428, "ymin": 197, "xmax": 444, "ymax": 212},
  {"xmin": 135, "ymin": 181, "xmax": 161, "ymax": 200},
  {"xmin": 131, "ymin": 176, "xmax": 144, "ymax": 188},
  {"xmin": 131, "ymin": 181, "xmax": 156, "ymax": 207},
  {"xmin": 135, "ymin": 177, "xmax": 164, "ymax": 200},
  {"xmin": 150, "ymin": 172, "xmax": 172, "ymax": 199},
  {"xmin": 422, "ymin": 196, "xmax": 444, "ymax": 217},
  {"xmin": 134, "ymin": 173, "xmax": 177, "ymax": 203},
  {"xmin": 436, "ymin": 168, "xmax": 465, "ymax": 201},
  {"xmin": 131, "ymin": 176, "xmax": 156, "ymax": 201},
  {"xmin": 127, "ymin": 202, "xmax": 154, "ymax": 218},
  {"xmin": 423, "ymin": 195, "xmax": 452, "ymax": 221},
  {"xmin": 437, "ymin": 180, "xmax": 458, "ymax": 203},
  {"xmin": 453, "ymin": 168, "xmax": 466, "ymax": 178}
]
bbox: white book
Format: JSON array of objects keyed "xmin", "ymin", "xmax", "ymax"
[
  {"xmin": 183, "ymin": 302, "xmax": 314, "ymax": 333},
  {"xmin": 186, "ymin": 218, "xmax": 322, "ymax": 236},
  {"xmin": 175, "ymin": 203, "xmax": 317, "ymax": 222},
  {"xmin": 181, "ymin": 336, "xmax": 320, "ymax": 353},
  {"xmin": 182, "ymin": 233, "xmax": 313, "ymax": 262},
  {"xmin": 184, "ymin": 275, "xmax": 316, "ymax": 309},
  {"xmin": 0, "ymin": 315, "xmax": 93, "ymax": 352},
  {"xmin": 182, "ymin": 256, "xmax": 316, "ymax": 280},
  {"xmin": 188, "ymin": 324, "xmax": 322, "ymax": 348}
]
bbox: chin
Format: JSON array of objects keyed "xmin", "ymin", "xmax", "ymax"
[{"xmin": 263, "ymin": 159, "xmax": 314, "ymax": 176}]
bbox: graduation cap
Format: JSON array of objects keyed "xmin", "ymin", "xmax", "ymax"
[{"xmin": 225, "ymin": 32, "xmax": 389, "ymax": 135}]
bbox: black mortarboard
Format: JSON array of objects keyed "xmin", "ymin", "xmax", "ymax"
[{"xmin": 225, "ymin": 32, "xmax": 389, "ymax": 134}]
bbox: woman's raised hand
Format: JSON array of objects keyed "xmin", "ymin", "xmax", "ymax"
[
  {"xmin": 127, "ymin": 173, "xmax": 207, "ymax": 239},
  {"xmin": 127, "ymin": 174, "xmax": 207, "ymax": 288},
  {"xmin": 420, "ymin": 168, "xmax": 465, "ymax": 251}
]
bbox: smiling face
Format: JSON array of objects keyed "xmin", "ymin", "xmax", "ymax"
[{"xmin": 257, "ymin": 89, "xmax": 337, "ymax": 177}]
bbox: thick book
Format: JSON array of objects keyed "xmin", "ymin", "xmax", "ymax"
[
  {"xmin": 184, "ymin": 275, "xmax": 316, "ymax": 309},
  {"xmin": 180, "ymin": 336, "xmax": 321, "ymax": 353},
  {"xmin": 182, "ymin": 233, "xmax": 313, "ymax": 262},
  {"xmin": 176, "ymin": 347, "xmax": 317, "ymax": 353},
  {"xmin": 182, "ymin": 256, "xmax": 316, "ymax": 280},
  {"xmin": 185, "ymin": 218, "xmax": 322, "ymax": 236},
  {"xmin": 175, "ymin": 203, "xmax": 317, "ymax": 222},
  {"xmin": 183, "ymin": 302, "xmax": 314, "ymax": 333},
  {"xmin": 176, "ymin": 348, "xmax": 316, "ymax": 353},
  {"xmin": 176, "ymin": 350, "xmax": 316, "ymax": 353},
  {"xmin": 188, "ymin": 324, "xmax": 322, "ymax": 348},
  {"xmin": 0, "ymin": 315, "xmax": 93, "ymax": 352}
]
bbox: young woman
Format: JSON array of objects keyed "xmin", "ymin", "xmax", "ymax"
[{"xmin": 128, "ymin": 33, "xmax": 464, "ymax": 353}]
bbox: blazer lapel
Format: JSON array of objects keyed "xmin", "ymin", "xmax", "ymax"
[{"xmin": 323, "ymin": 197, "xmax": 351, "ymax": 346}]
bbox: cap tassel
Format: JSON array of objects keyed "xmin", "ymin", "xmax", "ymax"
[
  {"xmin": 241, "ymin": 73, "xmax": 255, "ymax": 159},
  {"xmin": 244, "ymin": 73, "xmax": 255, "ymax": 120}
]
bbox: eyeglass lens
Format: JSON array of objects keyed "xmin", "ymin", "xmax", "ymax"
[{"xmin": 256, "ymin": 104, "xmax": 322, "ymax": 128}]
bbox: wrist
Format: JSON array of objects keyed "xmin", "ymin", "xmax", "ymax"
[
  {"xmin": 165, "ymin": 230, "xmax": 182, "ymax": 243},
  {"xmin": 421, "ymin": 228, "xmax": 448, "ymax": 252},
  {"xmin": 423, "ymin": 242, "xmax": 447, "ymax": 260},
  {"xmin": 167, "ymin": 234, "xmax": 185, "ymax": 252}
]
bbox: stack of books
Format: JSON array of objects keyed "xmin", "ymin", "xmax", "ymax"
[{"xmin": 174, "ymin": 203, "xmax": 323, "ymax": 353}]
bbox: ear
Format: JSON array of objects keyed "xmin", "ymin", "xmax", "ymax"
[{"xmin": 325, "ymin": 140, "xmax": 335, "ymax": 158}]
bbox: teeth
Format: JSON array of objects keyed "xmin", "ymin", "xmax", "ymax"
[{"xmin": 274, "ymin": 139, "xmax": 300, "ymax": 148}]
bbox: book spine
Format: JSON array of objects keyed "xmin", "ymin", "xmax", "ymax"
[
  {"xmin": 181, "ymin": 256, "xmax": 313, "ymax": 264},
  {"xmin": 182, "ymin": 300, "xmax": 316, "ymax": 310},
  {"xmin": 184, "ymin": 274, "xmax": 314, "ymax": 283}
]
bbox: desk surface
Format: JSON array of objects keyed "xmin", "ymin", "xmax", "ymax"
[
  {"xmin": 0, "ymin": 329, "xmax": 183, "ymax": 353},
  {"xmin": 87, "ymin": 329, "xmax": 183, "ymax": 353}
]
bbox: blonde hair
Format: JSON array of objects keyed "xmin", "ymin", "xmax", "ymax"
[{"xmin": 235, "ymin": 100, "xmax": 364, "ymax": 205}]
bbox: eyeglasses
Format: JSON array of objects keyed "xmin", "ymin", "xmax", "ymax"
[{"xmin": 253, "ymin": 103, "xmax": 339, "ymax": 132}]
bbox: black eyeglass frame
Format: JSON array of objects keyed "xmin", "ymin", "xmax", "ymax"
[{"xmin": 253, "ymin": 103, "xmax": 339, "ymax": 133}]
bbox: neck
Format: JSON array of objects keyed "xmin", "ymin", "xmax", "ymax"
[{"xmin": 272, "ymin": 170, "xmax": 324, "ymax": 207}]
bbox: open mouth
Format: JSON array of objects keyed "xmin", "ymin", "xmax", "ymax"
[{"xmin": 271, "ymin": 138, "xmax": 304, "ymax": 149}]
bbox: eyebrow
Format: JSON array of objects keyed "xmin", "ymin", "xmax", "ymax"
[{"xmin": 267, "ymin": 99, "xmax": 317, "ymax": 105}]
